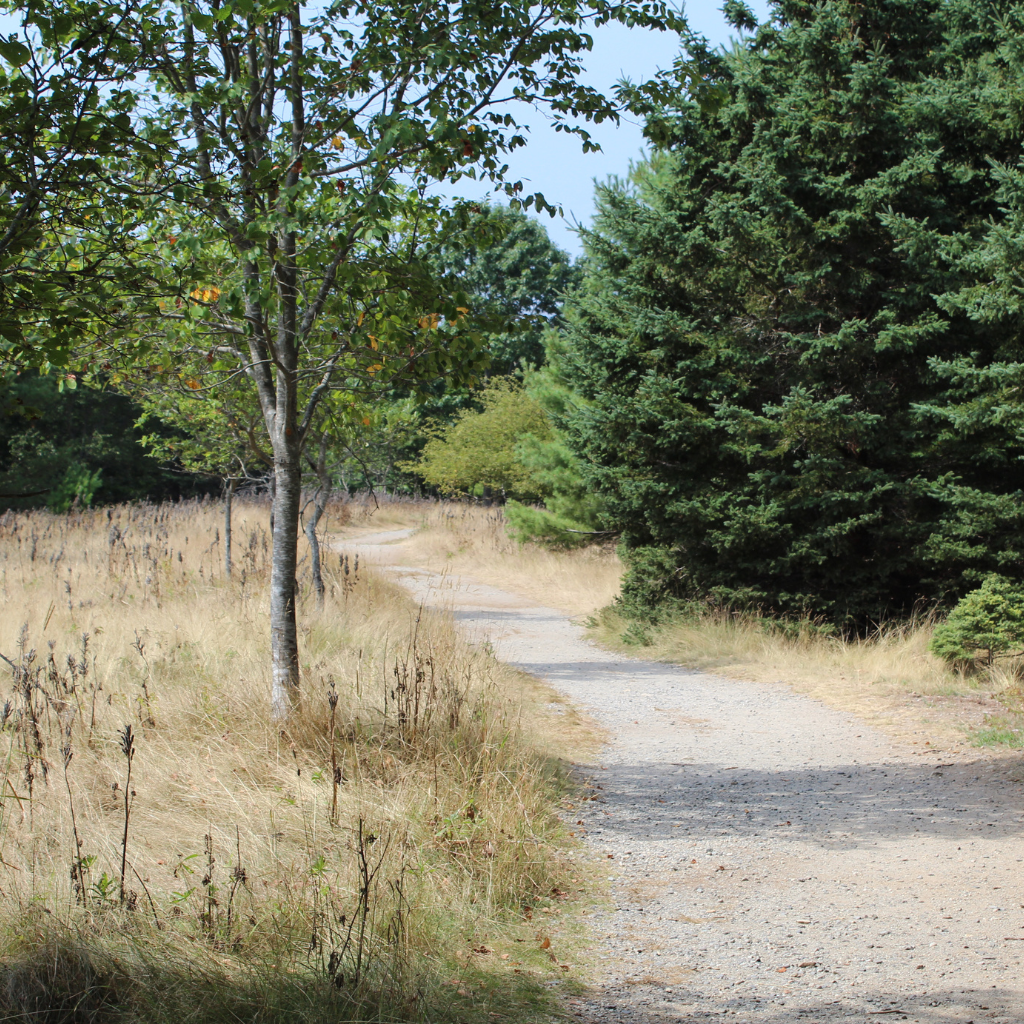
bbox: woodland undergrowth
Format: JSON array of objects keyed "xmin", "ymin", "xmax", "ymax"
[{"xmin": 0, "ymin": 499, "xmax": 589, "ymax": 1023}]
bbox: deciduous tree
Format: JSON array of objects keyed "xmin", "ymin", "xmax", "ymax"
[{"xmin": 75, "ymin": 0, "xmax": 682, "ymax": 710}]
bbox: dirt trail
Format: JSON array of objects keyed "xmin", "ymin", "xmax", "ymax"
[{"xmin": 344, "ymin": 529, "xmax": 1024, "ymax": 1024}]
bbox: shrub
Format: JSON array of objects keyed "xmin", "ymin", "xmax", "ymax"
[
  {"xmin": 929, "ymin": 576, "xmax": 1024, "ymax": 665},
  {"xmin": 413, "ymin": 379, "xmax": 550, "ymax": 499}
]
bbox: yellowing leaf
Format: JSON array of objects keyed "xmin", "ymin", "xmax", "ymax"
[
  {"xmin": 362, "ymin": 416, "xmax": 371, "ymax": 426},
  {"xmin": 356, "ymin": 310, "xmax": 365, "ymax": 327},
  {"xmin": 331, "ymin": 136, "xmax": 344, "ymax": 150},
  {"xmin": 185, "ymin": 379, "xmax": 201, "ymax": 390}
]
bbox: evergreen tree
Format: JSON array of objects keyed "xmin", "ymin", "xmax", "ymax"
[{"xmin": 558, "ymin": 0, "xmax": 1024, "ymax": 622}]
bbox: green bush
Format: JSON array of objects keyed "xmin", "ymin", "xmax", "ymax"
[
  {"xmin": 929, "ymin": 576, "xmax": 1024, "ymax": 665},
  {"xmin": 413, "ymin": 379, "xmax": 550, "ymax": 500},
  {"xmin": 503, "ymin": 501, "xmax": 595, "ymax": 548}
]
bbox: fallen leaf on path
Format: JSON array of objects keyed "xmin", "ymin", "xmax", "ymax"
[
  {"xmin": 539, "ymin": 937, "xmax": 551, "ymax": 949},
  {"xmin": 776, "ymin": 967, "xmax": 787, "ymax": 973},
  {"xmin": 867, "ymin": 1010, "xmax": 906, "ymax": 1015},
  {"xmin": 799, "ymin": 961, "xmax": 817, "ymax": 968}
]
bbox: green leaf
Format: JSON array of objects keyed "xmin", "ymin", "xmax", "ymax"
[{"xmin": 0, "ymin": 38, "xmax": 31, "ymax": 65}]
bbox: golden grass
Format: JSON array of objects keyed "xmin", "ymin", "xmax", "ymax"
[
  {"xmin": 340, "ymin": 499, "xmax": 622, "ymax": 618},
  {"xmin": 0, "ymin": 500, "xmax": 594, "ymax": 1023},
  {"xmin": 593, "ymin": 605, "xmax": 1021, "ymax": 748}
]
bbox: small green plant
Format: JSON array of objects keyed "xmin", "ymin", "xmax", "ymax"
[
  {"xmin": 620, "ymin": 621, "xmax": 652, "ymax": 647},
  {"xmin": 929, "ymin": 575, "xmax": 1024, "ymax": 665},
  {"xmin": 89, "ymin": 872, "xmax": 118, "ymax": 904},
  {"xmin": 972, "ymin": 713, "xmax": 1024, "ymax": 748}
]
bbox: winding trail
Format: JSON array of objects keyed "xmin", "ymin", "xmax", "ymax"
[{"xmin": 346, "ymin": 529, "xmax": 1024, "ymax": 1024}]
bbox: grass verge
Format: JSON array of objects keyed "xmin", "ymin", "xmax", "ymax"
[
  {"xmin": 0, "ymin": 499, "xmax": 594, "ymax": 1023},
  {"xmin": 590, "ymin": 604, "xmax": 1024, "ymax": 751}
]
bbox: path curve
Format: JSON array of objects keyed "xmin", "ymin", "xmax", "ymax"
[{"xmin": 343, "ymin": 530, "xmax": 1024, "ymax": 1024}]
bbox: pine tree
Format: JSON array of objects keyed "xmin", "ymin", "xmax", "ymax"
[{"xmin": 558, "ymin": 0, "xmax": 1024, "ymax": 623}]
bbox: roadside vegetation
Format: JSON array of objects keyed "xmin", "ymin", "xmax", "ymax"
[{"xmin": 0, "ymin": 500, "xmax": 596, "ymax": 1023}]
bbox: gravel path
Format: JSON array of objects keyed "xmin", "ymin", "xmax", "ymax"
[{"xmin": 348, "ymin": 532, "xmax": 1024, "ymax": 1024}]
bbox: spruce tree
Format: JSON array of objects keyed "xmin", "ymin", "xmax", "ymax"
[{"xmin": 558, "ymin": 0, "xmax": 1024, "ymax": 622}]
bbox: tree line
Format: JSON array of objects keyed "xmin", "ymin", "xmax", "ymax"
[{"xmin": 6, "ymin": 0, "xmax": 1024, "ymax": 685}]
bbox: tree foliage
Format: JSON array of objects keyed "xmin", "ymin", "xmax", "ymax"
[
  {"xmin": 555, "ymin": 0, "xmax": 1024, "ymax": 623},
  {"xmin": 0, "ymin": 0, "xmax": 164, "ymax": 367},
  {"xmin": 415, "ymin": 379, "xmax": 551, "ymax": 499},
  {"xmin": 427, "ymin": 206, "xmax": 579, "ymax": 376}
]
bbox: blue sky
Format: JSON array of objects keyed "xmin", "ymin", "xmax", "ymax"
[{"xmin": 448, "ymin": 0, "xmax": 772, "ymax": 254}]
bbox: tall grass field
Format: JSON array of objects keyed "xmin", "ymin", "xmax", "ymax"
[{"xmin": 0, "ymin": 499, "xmax": 589, "ymax": 1023}]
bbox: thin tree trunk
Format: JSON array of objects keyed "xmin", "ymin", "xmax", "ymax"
[
  {"xmin": 224, "ymin": 478, "xmax": 236, "ymax": 579},
  {"xmin": 270, "ymin": 439, "xmax": 301, "ymax": 716},
  {"xmin": 304, "ymin": 432, "xmax": 331, "ymax": 610},
  {"xmin": 268, "ymin": 4, "xmax": 306, "ymax": 716}
]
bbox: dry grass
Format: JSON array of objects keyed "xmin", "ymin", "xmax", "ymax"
[
  {"xmin": 593, "ymin": 605, "xmax": 1024, "ymax": 748},
  {"xmin": 0, "ymin": 500, "xmax": 593, "ymax": 1023},
  {"xmin": 340, "ymin": 498, "xmax": 621, "ymax": 618}
]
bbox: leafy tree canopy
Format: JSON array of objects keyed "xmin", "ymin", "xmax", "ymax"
[
  {"xmin": 427, "ymin": 206, "xmax": 580, "ymax": 376},
  {"xmin": 0, "ymin": 0, "xmax": 166, "ymax": 367}
]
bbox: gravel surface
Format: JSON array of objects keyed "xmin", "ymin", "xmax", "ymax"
[{"xmin": 349, "ymin": 532, "xmax": 1024, "ymax": 1024}]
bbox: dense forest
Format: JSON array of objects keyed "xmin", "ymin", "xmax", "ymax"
[{"xmin": 5, "ymin": 0, "xmax": 1024, "ymax": 635}]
